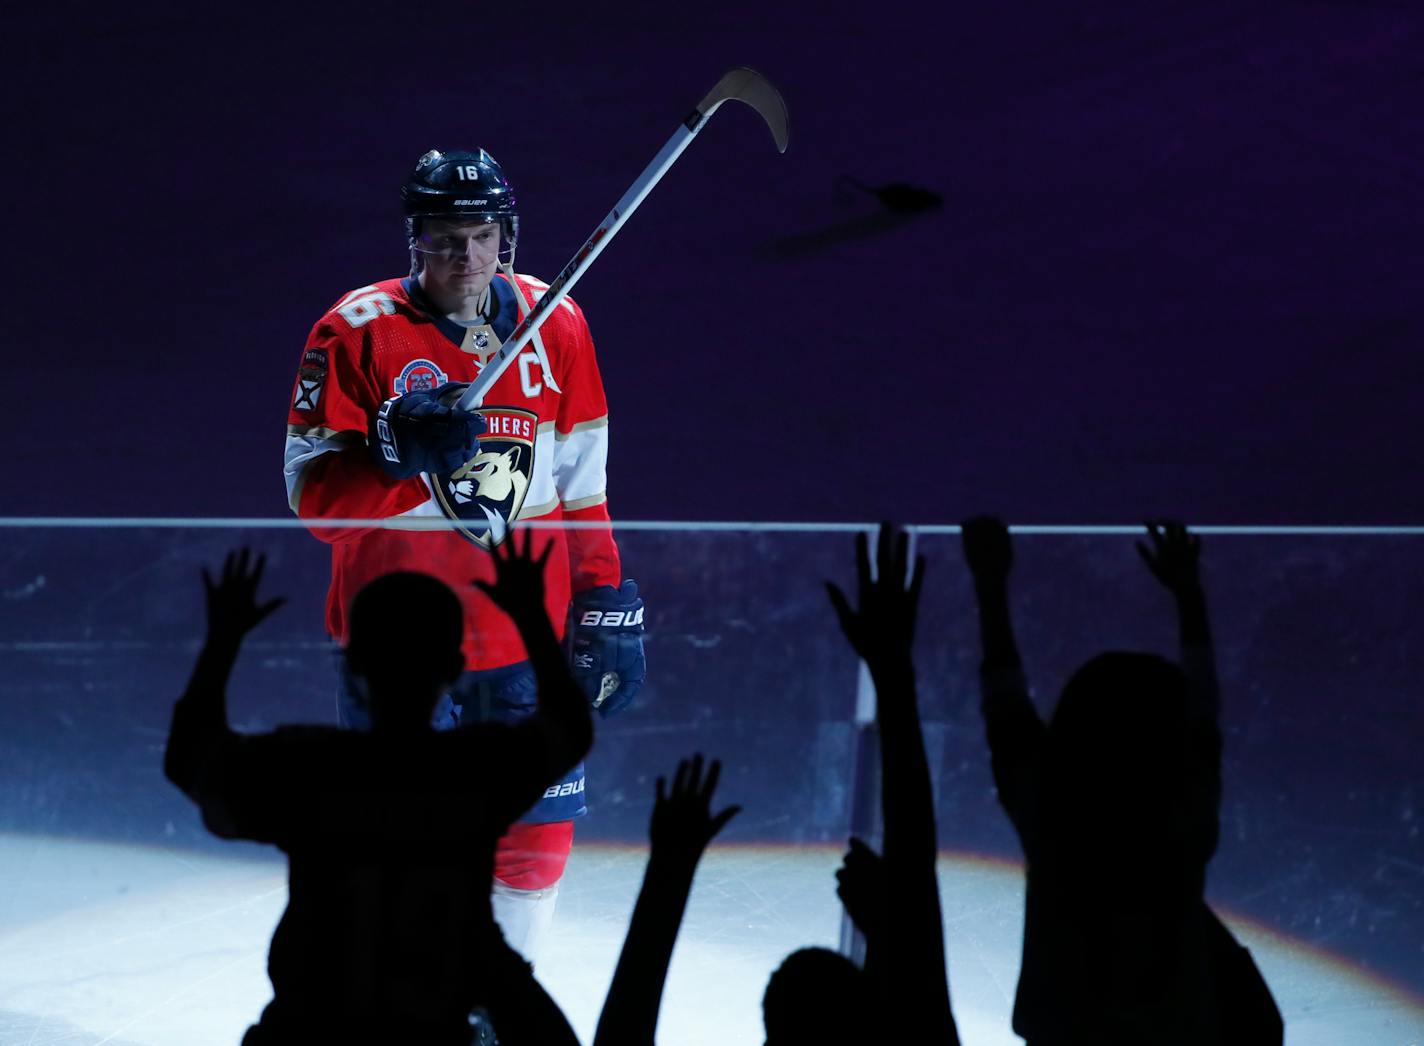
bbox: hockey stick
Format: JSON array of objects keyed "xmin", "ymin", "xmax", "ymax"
[{"xmin": 454, "ymin": 67, "xmax": 789, "ymax": 411}]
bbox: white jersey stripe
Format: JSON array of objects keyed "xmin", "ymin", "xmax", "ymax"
[
  {"xmin": 553, "ymin": 425, "xmax": 608, "ymax": 505},
  {"xmin": 284, "ymin": 431, "xmax": 361, "ymax": 512}
]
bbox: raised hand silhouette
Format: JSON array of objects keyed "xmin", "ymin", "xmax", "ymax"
[
  {"xmin": 473, "ymin": 525, "xmax": 553, "ymax": 625},
  {"xmin": 594, "ymin": 752, "xmax": 740, "ymax": 1046},
  {"xmin": 826, "ymin": 522, "xmax": 925, "ymax": 671},
  {"xmin": 650, "ymin": 754, "xmax": 742, "ymax": 866},
  {"xmin": 1136, "ymin": 519, "xmax": 1201, "ymax": 596},
  {"xmin": 201, "ymin": 548, "xmax": 286, "ymax": 642}
]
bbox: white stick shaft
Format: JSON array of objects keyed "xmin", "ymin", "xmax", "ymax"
[{"xmin": 455, "ymin": 124, "xmax": 702, "ymax": 411}]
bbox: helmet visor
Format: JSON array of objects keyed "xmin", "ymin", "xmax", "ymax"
[
  {"xmin": 411, "ymin": 219, "xmax": 502, "ymax": 258},
  {"xmin": 410, "ymin": 215, "xmax": 518, "ymax": 267}
]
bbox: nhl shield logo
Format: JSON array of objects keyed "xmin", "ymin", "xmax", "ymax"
[{"xmin": 432, "ymin": 406, "xmax": 538, "ymax": 548}]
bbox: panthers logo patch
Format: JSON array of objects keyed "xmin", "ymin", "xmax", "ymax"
[
  {"xmin": 394, "ymin": 358, "xmax": 448, "ymax": 395},
  {"xmin": 432, "ymin": 407, "xmax": 537, "ymax": 548}
]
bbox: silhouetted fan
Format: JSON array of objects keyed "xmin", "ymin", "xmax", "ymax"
[
  {"xmin": 165, "ymin": 539, "xmax": 592, "ymax": 1046},
  {"xmin": 961, "ymin": 517, "xmax": 1284, "ymax": 1046},
  {"xmin": 838, "ymin": 175, "xmax": 943, "ymax": 213}
]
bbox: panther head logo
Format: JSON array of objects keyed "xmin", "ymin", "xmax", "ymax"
[
  {"xmin": 449, "ymin": 446, "xmax": 527, "ymax": 507},
  {"xmin": 433, "ymin": 405, "xmax": 538, "ymax": 549}
]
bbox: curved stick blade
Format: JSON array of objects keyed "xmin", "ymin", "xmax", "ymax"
[{"xmin": 693, "ymin": 67, "xmax": 791, "ymax": 152}]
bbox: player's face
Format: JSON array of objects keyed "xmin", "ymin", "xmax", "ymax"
[{"xmin": 417, "ymin": 219, "xmax": 502, "ymax": 300}]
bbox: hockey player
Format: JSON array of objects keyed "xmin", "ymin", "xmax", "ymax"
[{"xmin": 283, "ymin": 147, "xmax": 646, "ymax": 963}]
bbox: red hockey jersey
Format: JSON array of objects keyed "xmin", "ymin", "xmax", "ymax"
[{"xmin": 284, "ymin": 273, "xmax": 622, "ymax": 670}]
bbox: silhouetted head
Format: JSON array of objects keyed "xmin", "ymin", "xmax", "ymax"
[
  {"xmin": 1044, "ymin": 652, "xmax": 1217, "ymax": 868},
  {"xmin": 762, "ymin": 946, "xmax": 871, "ymax": 1044},
  {"xmin": 344, "ymin": 572, "xmax": 464, "ymax": 729}
]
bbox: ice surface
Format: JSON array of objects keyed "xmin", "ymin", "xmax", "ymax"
[{"xmin": 0, "ymin": 835, "xmax": 1418, "ymax": 1045}]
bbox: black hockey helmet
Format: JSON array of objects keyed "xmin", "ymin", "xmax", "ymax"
[{"xmin": 402, "ymin": 148, "xmax": 519, "ymax": 266}]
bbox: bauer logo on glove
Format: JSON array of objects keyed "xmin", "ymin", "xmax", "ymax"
[
  {"xmin": 577, "ymin": 606, "xmax": 645, "ymax": 628},
  {"xmin": 567, "ymin": 581, "xmax": 646, "ymax": 718},
  {"xmin": 370, "ymin": 381, "xmax": 486, "ymax": 480}
]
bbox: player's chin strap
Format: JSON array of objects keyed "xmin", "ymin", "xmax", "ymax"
[
  {"xmin": 472, "ymin": 285, "xmax": 493, "ymax": 323},
  {"xmin": 500, "ymin": 262, "xmax": 563, "ymax": 394}
]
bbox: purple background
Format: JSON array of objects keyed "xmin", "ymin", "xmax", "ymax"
[{"xmin": 6, "ymin": 0, "xmax": 1422, "ymax": 523}]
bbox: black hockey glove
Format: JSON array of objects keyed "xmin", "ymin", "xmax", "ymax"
[
  {"xmin": 371, "ymin": 382, "xmax": 485, "ymax": 479},
  {"xmin": 567, "ymin": 581, "xmax": 646, "ymax": 717}
]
